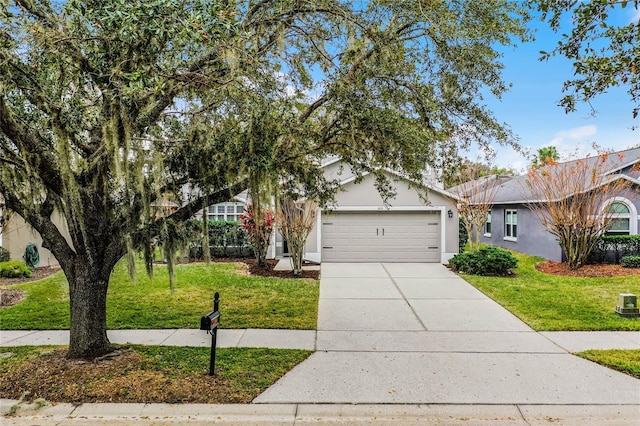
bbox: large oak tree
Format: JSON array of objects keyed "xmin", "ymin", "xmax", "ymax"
[{"xmin": 0, "ymin": 0, "xmax": 528, "ymax": 358}]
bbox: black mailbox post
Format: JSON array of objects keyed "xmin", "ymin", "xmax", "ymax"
[{"xmin": 200, "ymin": 292, "xmax": 220, "ymax": 376}]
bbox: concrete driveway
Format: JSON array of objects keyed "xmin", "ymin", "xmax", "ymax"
[{"xmin": 255, "ymin": 263, "xmax": 640, "ymax": 405}]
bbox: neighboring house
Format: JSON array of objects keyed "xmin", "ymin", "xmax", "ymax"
[
  {"xmin": 0, "ymin": 208, "xmax": 69, "ymax": 267},
  {"xmin": 210, "ymin": 158, "xmax": 460, "ymax": 264},
  {"xmin": 475, "ymin": 148, "xmax": 640, "ymax": 262}
]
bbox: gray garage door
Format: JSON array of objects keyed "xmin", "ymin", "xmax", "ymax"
[{"xmin": 321, "ymin": 211, "xmax": 441, "ymax": 262}]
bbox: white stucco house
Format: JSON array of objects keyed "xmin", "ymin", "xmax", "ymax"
[{"xmin": 208, "ymin": 158, "xmax": 460, "ymax": 264}]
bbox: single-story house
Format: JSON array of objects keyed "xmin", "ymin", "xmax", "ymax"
[
  {"xmin": 1, "ymin": 158, "xmax": 460, "ymax": 266},
  {"xmin": 207, "ymin": 158, "xmax": 461, "ymax": 264},
  {"xmin": 473, "ymin": 147, "xmax": 640, "ymax": 262}
]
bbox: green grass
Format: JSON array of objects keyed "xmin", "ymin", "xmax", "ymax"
[
  {"xmin": 0, "ymin": 345, "xmax": 312, "ymax": 403},
  {"xmin": 459, "ymin": 251, "xmax": 640, "ymax": 331},
  {"xmin": 576, "ymin": 349, "xmax": 640, "ymax": 379},
  {"xmin": 0, "ymin": 260, "xmax": 319, "ymax": 330}
]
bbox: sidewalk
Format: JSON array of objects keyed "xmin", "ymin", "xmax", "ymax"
[{"xmin": 1, "ymin": 328, "xmax": 638, "ymax": 352}]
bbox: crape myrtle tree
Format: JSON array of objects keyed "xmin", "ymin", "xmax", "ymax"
[
  {"xmin": 531, "ymin": 0, "xmax": 640, "ymax": 118},
  {"xmin": 448, "ymin": 162, "xmax": 503, "ymax": 252},
  {"xmin": 0, "ymin": 0, "xmax": 529, "ymax": 358},
  {"xmin": 523, "ymin": 152, "xmax": 633, "ymax": 270},
  {"xmin": 278, "ymin": 199, "xmax": 317, "ymax": 276}
]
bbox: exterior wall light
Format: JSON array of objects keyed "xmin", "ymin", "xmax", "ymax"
[
  {"xmin": 616, "ymin": 293, "xmax": 639, "ymax": 318},
  {"xmin": 447, "ymin": 209, "xmax": 453, "ymax": 219}
]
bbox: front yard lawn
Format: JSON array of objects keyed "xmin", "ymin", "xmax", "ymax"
[
  {"xmin": 460, "ymin": 251, "xmax": 640, "ymax": 331},
  {"xmin": 0, "ymin": 260, "xmax": 319, "ymax": 330}
]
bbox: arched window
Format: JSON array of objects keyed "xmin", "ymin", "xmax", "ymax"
[{"xmin": 605, "ymin": 200, "xmax": 636, "ymax": 235}]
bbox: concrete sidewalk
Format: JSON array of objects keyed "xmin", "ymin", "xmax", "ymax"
[
  {"xmin": 0, "ymin": 328, "xmax": 317, "ymax": 350},
  {"xmin": 2, "ymin": 328, "xmax": 638, "ymax": 352}
]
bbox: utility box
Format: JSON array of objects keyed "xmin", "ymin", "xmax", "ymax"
[{"xmin": 616, "ymin": 293, "xmax": 639, "ymax": 318}]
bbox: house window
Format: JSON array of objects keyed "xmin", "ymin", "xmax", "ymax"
[
  {"xmin": 606, "ymin": 201, "xmax": 631, "ymax": 235},
  {"xmin": 208, "ymin": 202, "xmax": 245, "ymax": 222},
  {"xmin": 505, "ymin": 209, "xmax": 517, "ymax": 240},
  {"xmin": 484, "ymin": 211, "xmax": 492, "ymax": 236}
]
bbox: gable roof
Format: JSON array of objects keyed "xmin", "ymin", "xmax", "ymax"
[{"xmin": 482, "ymin": 147, "xmax": 640, "ymax": 205}]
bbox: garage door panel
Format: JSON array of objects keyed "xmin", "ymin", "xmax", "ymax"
[{"xmin": 322, "ymin": 211, "xmax": 441, "ymax": 263}]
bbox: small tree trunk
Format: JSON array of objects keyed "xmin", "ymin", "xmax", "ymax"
[{"xmin": 66, "ymin": 261, "xmax": 112, "ymax": 359}]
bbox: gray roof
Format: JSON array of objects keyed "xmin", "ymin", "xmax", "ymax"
[{"xmin": 486, "ymin": 147, "xmax": 640, "ymax": 205}]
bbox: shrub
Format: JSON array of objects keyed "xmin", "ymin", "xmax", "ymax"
[
  {"xmin": 620, "ymin": 255, "xmax": 640, "ymax": 268},
  {"xmin": 0, "ymin": 260, "xmax": 32, "ymax": 278},
  {"xmin": 449, "ymin": 246, "xmax": 517, "ymax": 276},
  {"xmin": 186, "ymin": 220, "xmax": 253, "ymax": 259},
  {"xmin": 0, "ymin": 247, "xmax": 10, "ymax": 262},
  {"xmin": 589, "ymin": 235, "xmax": 640, "ymax": 264}
]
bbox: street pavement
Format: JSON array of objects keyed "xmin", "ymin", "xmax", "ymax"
[{"xmin": 2, "ymin": 262, "xmax": 639, "ymax": 424}]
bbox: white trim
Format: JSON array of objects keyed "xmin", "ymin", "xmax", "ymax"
[
  {"xmin": 325, "ymin": 205, "xmax": 442, "ymax": 212},
  {"xmin": 319, "ymin": 156, "xmax": 342, "ymax": 168},
  {"xmin": 601, "ymin": 196, "xmax": 638, "ymax": 235},
  {"xmin": 504, "ymin": 209, "xmax": 518, "ymax": 241},
  {"xmin": 316, "ymin": 209, "xmax": 322, "ymax": 255}
]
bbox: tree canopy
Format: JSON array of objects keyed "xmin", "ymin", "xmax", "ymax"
[
  {"xmin": 0, "ymin": 0, "xmax": 530, "ymax": 358},
  {"xmin": 532, "ymin": 0, "xmax": 640, "ymax": 118}
]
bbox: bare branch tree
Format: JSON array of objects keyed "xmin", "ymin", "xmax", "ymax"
[
  {"xmin": 277, "ymin": 199, "xmax": 317, "ymax": 276},
  {"xmin": 449, "ymin": 167, "xmax": 502, "ymax": 252},
  {"xmin": 523, "ymin": 152, "xmax": 635, "ymax": 269}
]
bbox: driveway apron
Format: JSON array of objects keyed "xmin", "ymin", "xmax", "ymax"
[{"xmin": 254, "ymin": 263, "xmax": 640, "ymax": 405}]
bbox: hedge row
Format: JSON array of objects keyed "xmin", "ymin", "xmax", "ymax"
[
  {"xmin": 186, "ymin": 220, "xmax": 253, "ymax": 259},
  {"xmin": 589, "ymin": 235, "xmax": 640, "ymax": 264}
]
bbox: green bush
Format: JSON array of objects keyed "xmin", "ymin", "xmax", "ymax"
[
  {"xmin": 449, "ymin": 246, "xmax": 518, "ymax": 276},
  {"xmin": 0, "ymin": 247, "xmax": 10, "ymax": 262},
  {"xmin": 187, "ymin": 220, "xmax": 253, "ymax": 259},
  {"xmin": 620, "ymin": 255, "xmax": 640, "ymax": 268},
  {"xmin": 0, "ymin": 260, "xmax": 32, "ymax": 278},
  {"xmin": 589, "ymin": 235, "xmax": 640, "ymax": 264}
]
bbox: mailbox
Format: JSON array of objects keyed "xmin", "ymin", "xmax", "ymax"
[{"xmin": 200, "ymin": 310, "xmax": 220, "ymax": 331}]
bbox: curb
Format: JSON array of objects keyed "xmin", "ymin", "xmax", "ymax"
[{"xmin": 3, "ymin": 399, "xmax": 640, "ymax": 425}]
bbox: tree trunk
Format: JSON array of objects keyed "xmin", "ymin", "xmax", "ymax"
[{"xmin": 66, "ymin": 260, "xmax": 113, "ymax": 359}]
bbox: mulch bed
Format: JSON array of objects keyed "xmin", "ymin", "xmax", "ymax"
[
  {"xmin": 536, "ymin": 261, "xmax": 640, "ymax": 277},
  {"xmin": 187, "ymin": 257, "xmax": 320, "ymax": 280}
]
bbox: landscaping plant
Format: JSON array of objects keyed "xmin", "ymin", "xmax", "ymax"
[
  {"xmin": 523, "ymin": 152, "xmax": 633, "ymax": 270},
  {"xmin": 620, "ymin": 255, "xmax": 640, "ymax": 269},
  {"xmin": 0, "ymin": 260, "xmax": 31, "ymax": 278},
  {"xmin": 449, "ymin": 246, "xmax": 517, "ymax": 276},
  {"xmin": 240, "ymin": 204, "xmax": 274, "ymax": 268},
  {"xmin": 277, "ymin": 199, "xmax": 317, "ymax": 276}
]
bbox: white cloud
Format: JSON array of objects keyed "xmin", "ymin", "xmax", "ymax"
[
  {"xmin": 629, "ymin": 6, "xmax": 640, "ymax": 24},
  {"xmin": 546, "ymin": 125, "xmax": 599, "ymax": 160}
]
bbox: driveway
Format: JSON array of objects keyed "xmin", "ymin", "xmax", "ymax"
[{"xmin": 255, "ymin": 263, "xmax": 640, "ymax": 405}]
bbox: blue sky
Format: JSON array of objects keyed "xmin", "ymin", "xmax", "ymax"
[{"xmin": 479, "ymin": 5, "xmax": 640, "ymax": 172}]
